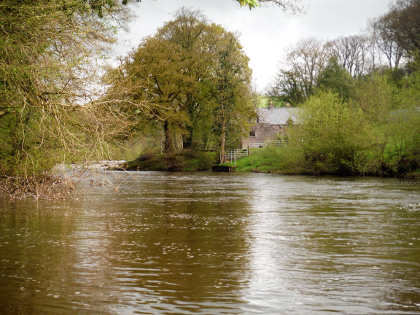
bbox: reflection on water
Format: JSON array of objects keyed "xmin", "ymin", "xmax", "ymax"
[{"xmin": 0, "ymin": 172, "xmax": 419, "ymax": 314}]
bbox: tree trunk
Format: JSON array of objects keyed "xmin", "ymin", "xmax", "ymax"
[
  {"xmin": 164, "ymin": 120, "xmax": 184, "ymax": 154},
  {"xmin": 163, "ymin": 120, "xmax": 175, "ymax": 154},
  {"xmin": 183, "ymin": 126, "xmax": 193, "ymax": 149},
  {"xmin": 219, "ymin": 118, "xmax": 226, "ymax": 164}
]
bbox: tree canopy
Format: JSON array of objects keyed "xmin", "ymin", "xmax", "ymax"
[
  {"xmin": 268, "ymin": 0, "xmax": 420, "ymax": 105},
  {"xmin": 103, "ymin": 9, "xmax": 255, "ymax": 156},
  {"xmin": 0, "ymin": 0, "xmax": 126, "ymax": 175},
  {"xmin": 375, "ymin": 0, "xmax": 420, "ymax": 59}
]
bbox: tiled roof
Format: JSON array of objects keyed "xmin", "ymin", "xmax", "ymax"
[{"xmin": 257, "ymin": 107, "xmax": 299, "ymax": 125}]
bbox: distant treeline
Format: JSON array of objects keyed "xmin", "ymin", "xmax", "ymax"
[{"xmin": 267, "ymin": 0, "xmax": 420, "ymax": 105}]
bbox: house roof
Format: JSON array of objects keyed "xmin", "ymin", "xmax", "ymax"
[{"xmin": 257, "ymin": 107, "xmax": 300, "ymax": 125}]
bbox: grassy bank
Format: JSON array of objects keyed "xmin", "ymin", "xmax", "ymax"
[
  {"xmin": 231, "ymin": 87, "xmax": 419, "ymax": 178},
  {"xmin": 229, "ymin": 145, "xmax": 419, "ymax": 178},
  {"xmin": 229, "ymin": 146, "xmax": 308, "ymax": 174},
  {"xmin": 124, "ymin": 150, "xmax": 218, "ymax": 172}
]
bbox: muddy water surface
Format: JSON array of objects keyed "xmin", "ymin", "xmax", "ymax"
[{"xmin": 0, "ymin": 172, "xmax": 419, "ymax": 314}]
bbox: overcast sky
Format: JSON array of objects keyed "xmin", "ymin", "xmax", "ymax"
[{"xmin": 110, "ymin": 0, "xmax": 394, "ymax": 92}]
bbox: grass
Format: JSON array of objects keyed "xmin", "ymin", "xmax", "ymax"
[
  {"xmin": 229, "ymin": 146, "xmax": 308, "ymax": 174},
  {"xmin": 230, "ymin": 145, "xmax": 420, "ymax": 179},
  {"xmin": 257, "ymin": 96, "xmax": 285, "ymax": 108}
]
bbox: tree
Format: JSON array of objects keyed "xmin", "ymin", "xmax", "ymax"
[
  {"xmin": 374, "ymin": 0, "xmax": 420, "ymax": 60},
  {"xmin": 104, "ymin": 9, "xmax": 255, "ymax": 156},
  {"xmin": 210, "ymin": 32, "xmax": 254, "ymax": 163},
  {"xmin": 0, "ymin": 0, "xmax": 299, "ymax": 178},
  {"xmin": 325, "ymin": 35, "xmax": 375, "ymax": 77},
  {"xmin": 297, "ymin": 91, "xmax": 371, "ymax": 175},
  {"xmin": 317, "ymin": 57, "xmax": 354, "ymax": 101},
  {"xmin": 371, "ymin": 16, "xmax": 405, "ymax": 70},
  {"xmin": 267, "ymin": 39, "xmax": 329, "ymax": 104},
  {"xmin": 353, "ymin": 73, "xmax": 395, "ymax": 123},
  {"xmin": 0, "ymin": 0, "xmax": 127, "ymax": 175},
  {"xmin": 267, "ymin": 69, "xmax": 306, "ymax": 104}
]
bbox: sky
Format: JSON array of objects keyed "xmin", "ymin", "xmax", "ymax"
[{"xmin": 109, "ymin": 0, "xmax": 394, "ymax": 92}]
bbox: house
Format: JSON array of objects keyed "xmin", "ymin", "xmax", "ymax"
[{"xmin": 242, "ymin": 107, "xmax": 299, "ymax": 149}]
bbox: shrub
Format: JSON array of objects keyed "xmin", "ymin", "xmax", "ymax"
[
  {"xmin": 296, "ymin": 91, "xmax": 374, "ymax": 175},
  {"xmin": 126, "ymin": 151, "xmax": 217, "ymax": 171}
]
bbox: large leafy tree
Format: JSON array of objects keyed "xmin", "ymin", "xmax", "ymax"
[
  {"xmin": 389, "ymin": 0, "xmax": 420, "ymax": 57},
  {"xmin": 374, "ymin": 0, "xmax": 420, "ymax": 61},
  {"xmin": 267, "ymin": 39, "xmax": 329, "ymax": 104},
  {"xmin": 210, "ymin": 30, "xmax": 254, "ymax": 162},
  {"xmin": 104, "ymin": 9, "xmax": 254, "ymax": 155},
  {"xmin": 317, "ymin": 57, "xmax": 354, "ymax": 101},
  {"xmin": 104, "ymin": 10, "xmax": 211, "ymax": 153}
]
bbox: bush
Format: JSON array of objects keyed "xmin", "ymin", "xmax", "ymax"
[
  {"xmin": 125, "ymin": 150, "xmax": 217, "ymax": 172},
  {"xmin": 184, "ymin": 151, "xmax": 217, "ymax": 171},
  {"xmin": 297, "ymin": 91, "xmax": 374, "ymax": 175}
]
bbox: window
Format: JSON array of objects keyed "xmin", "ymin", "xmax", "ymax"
[{"xmin": 250, "ymin": 130, "xmax": 256, "ymax": 137}]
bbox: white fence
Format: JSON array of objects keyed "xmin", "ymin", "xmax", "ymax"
[
  {"xmin": 224, "ymin": 149, "xmax": 249, "ymax": 163},
  {"xmin": 248, "ymin": 139, "xmax": 288, "ymax": 148}
]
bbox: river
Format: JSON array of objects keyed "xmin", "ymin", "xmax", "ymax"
[{"xmin": 0, "ymin": 172, "xmax": 419, "ymax": 314}]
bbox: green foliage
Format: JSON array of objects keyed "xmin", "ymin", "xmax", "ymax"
[
  {"xmin": 248, "ymin": 1, "xmax": 420, "ymax": 178},
  {"xmin": 378, "ymin": 0, "xmax": 420, "ymax": 59},
  {"xmin": 382, "ymin": 107, "xmax": 420, "ymax": 175},
  {"xmin": 236, "ymin": 0, "xmax": 300, "ymax": 10},
  {"xmin": 0, "ymin": 0, "xmax": 124, "ymax": 176},
  {"xmin": 352, "ymin": 73, "xmax": 396, "ymax": 122},
  {"xmin": 398, "ymin": 61, "xmax": 420, "ymax": 107},
  {"xmin": 268, "ymin": 69, "xmax": 308, "ymax": 105},
  {"xmin": 105, "ymin": 9, "xmax": 255, "ymax": 158},
  {"xmin": 257, "ymin": 96, "xmax": 285, "ymax": 108},
  {"xmin": 183, "ymin": 151, "xmax": 218, "ymax": 171},
  {"xmin": 240, "ymin": 68, "xmax": 420, "ymax": 177},
  {"xmin": 317, "ymin": 57, "xmax": 354, "ymax": 101},
  {"xmin": 297, "ymin": 91, "xmax": 372, "ymax": 175},
  {"xmin": 233, "ymin": 145, "xmax": 306, "ymax": 173},
  {"xmin": 238, "ymin": 0, "xmax": 260, "ymax": 7}
]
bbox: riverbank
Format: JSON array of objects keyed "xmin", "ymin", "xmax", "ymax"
[
  {"xmin": 1, "ymin": 149, "xmax": 417, "ymax": 201},
  {"xmin": 123, "ymin": 151, "xmax": 217, "ymax": 172},
  {"xmin": 119, "ymin": 146, "xmax": 419, "ymax": 179},
  {"xmin": 406, "ymin": 169, "xmax": 420, "ymax": 179},
  {"xmin": 0, "ymin": 174, "xmax": 75, "ymax": 200},
  {"xmin": 0, "ymin": 161, "xmax": 127, "ymax": 200},
  {"xmin": 226, "ymin": 146, "xmax": 420, "ymax": 179}
]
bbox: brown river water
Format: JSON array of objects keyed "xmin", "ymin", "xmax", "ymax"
[{"xmin": 0, "ymin": 171, "xmax": 419, "ymax": 314}]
